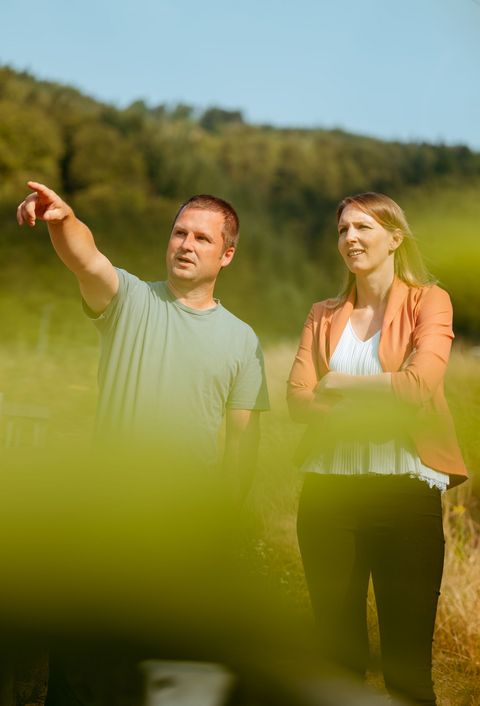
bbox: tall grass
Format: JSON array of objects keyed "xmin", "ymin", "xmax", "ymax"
[
  {"xmin": 0, "ymin": 329, "xmax": 479, "ymax": 704},
  {"xmin": 258, "ymin": 344, "xmax": 480, "ymax": 706}
]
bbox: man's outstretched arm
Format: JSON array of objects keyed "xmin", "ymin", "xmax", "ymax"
[
  {"xmin": 223, "ymin": 409, "xmax": 260, "ymax": 504},
  {"xmin": 17, "ymin": 181, "xmax": 118, "ymax": 314}
]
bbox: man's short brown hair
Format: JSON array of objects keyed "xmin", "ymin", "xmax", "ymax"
[{"xmin": 173, "ymin": 195, "xmax": 240, "ymax": 249}]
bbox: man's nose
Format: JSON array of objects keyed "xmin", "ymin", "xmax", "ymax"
[{"xmin": 181, "ymin": 232, "xmax": 195, "ymax": 250}]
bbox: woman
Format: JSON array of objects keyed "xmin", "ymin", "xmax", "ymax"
[{"xmin": 287, "ymin": 192, "xmax": 467, "ymax": 706}]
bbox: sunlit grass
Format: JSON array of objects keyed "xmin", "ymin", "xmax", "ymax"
[
  {"xmin": 261, "ymin": 343, "xmax": 480, "ymax": 705},
  {"xmin": 0, "ymin": 330, "xmax": 479, "ymax": 704}
]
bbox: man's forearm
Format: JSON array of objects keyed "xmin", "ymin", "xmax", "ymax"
[
  {"xmin": 223, "ymin": 411, "xmax": 260, "ymax": 504},
  {"xmin": 47, "ymin": 211, "xmax": 101, "ymax": 278},
  {"xmin": 18, "ymin": 182, "xmax": 118, "ymax": 314},
  {"xmin": 223, "ymin": 439, "xmax": 258, "ymax": 503}
]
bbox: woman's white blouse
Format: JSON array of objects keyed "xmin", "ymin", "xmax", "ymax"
[{"xmin": 302, "ymin": 319, "xmax": 449, "ymax": 491}]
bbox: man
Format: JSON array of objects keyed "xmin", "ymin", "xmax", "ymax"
[{"xmin": 17, "ymin": 181, "xmax": 269, "ymax": 500}]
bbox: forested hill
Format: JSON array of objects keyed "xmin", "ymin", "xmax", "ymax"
[{"xmin": 1, "ymin": 66, "xmax": 479, "ymax": 337}]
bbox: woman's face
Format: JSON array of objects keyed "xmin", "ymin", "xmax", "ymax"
[{"xmin": 337, "ymin": 205, "xmax": 400, "ymax": 276}]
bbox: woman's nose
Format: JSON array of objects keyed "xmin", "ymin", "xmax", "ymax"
[{"xmin": 345, "ymin": 226, "xmax": 357, "ymax": 242}]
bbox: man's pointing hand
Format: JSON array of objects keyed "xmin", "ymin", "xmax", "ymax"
[{"xmin": 17, "ymin": 181, "xmax": 72, "ymax": 227}]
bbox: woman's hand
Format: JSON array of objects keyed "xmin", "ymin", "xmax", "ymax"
[
  {"xmin": 315, "ymin": 372, "xmax": 350, "ymax": 396},
  {"xmin": 316, "ymin": 370, "xmax": 392, "ymax": 400}
]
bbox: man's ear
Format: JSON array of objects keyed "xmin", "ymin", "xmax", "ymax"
[
  {"xmin": 220, "ymin": 246, "xmax": 235, "ymax": 268},
  {"xmin": 390, "ymin": 229, "xmax": 403, "ymax": 253}
]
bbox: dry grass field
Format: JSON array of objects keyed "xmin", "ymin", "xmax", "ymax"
[
  {"xmin": 259, "ymin": 343, "xmax": 480, "ymax": 706},
  {"xmin": 0, "ymin": 337, "xmax": 479, "ymax": 704}
]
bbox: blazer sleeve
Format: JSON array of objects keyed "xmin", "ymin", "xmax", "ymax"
[
  {"xmin": 287, "ymin": 305, "xmax": 323, "ymax": 422},
  {"xmin": 391, "ymin": 286, "xmax": 454, "ymax": 406}
]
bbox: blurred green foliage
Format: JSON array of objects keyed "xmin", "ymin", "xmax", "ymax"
[
  {"xmin": 1, "ymin": 68, "xmax": 478, "ymax": 704},
  {"xmin": 403, "ymin": 182, "xmax": 480, "ymax": 338},
  {"xmin": 1, "ymin": 65, "xmax": 480, "ymax": 339}
]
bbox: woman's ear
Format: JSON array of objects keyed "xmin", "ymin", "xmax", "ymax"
[{"xmin": 390, "ymin": 229, "xmax": 404, "ymax": 253}]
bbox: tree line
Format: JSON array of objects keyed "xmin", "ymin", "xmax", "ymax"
[{"xmin": 1, "ymin": 65, "xmax": 479, "ymax": 337}]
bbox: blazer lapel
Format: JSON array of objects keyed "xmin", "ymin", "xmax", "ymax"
[
  {"xmin": 328, "ymin": 286, "xmax": 355, "ymax": 364},
  {"xmin": 381, "ymin": 276, "xmax": 409, "ymax": 331},
  {"xmin": 326, "ymin": 277, "xmax": 410, "ymax": 369},
  {"xmin": 379, "ymin": 276, "xmax": 410, "ymax": 370}
]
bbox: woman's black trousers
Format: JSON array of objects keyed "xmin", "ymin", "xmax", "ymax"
[{"xmin": 297, "ymin": 473, "xmax": 445, "ymax": 706}]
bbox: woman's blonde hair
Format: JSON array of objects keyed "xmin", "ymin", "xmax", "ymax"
[{"xmin": 335, "ymin": 192, "xmax": 436, "ymax": 301}]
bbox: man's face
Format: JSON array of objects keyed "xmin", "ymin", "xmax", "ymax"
[{"xmin": 166, "ymin": 208, "xmax": 235, "ymax": 287}]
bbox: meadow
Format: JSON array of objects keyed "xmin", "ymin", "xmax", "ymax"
[
  {"xmin": 260, "ymin": 343, "xmax": 480, "ymax": 706},
  {"xmin": 0, "ymin": 330, "xmax": 479, "ymax": 705},
  {"xmin": 1, "ymin": 68, "xmax": 479, "ymax": 700}
]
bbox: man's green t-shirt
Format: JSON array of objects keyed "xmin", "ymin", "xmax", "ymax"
[{"xmin": 85, "ymin": 268, "xmax": 269, "ymax": 467}]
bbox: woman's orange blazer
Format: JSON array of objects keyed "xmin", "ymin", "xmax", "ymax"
[{"xmin": 287, "ymin": 277, "xmax": 468, "ymax": 487}]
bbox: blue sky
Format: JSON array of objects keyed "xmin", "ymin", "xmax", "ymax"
[{"xmin": 2, "ymin": 0, "xmax": 479, "ymax": 148}]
